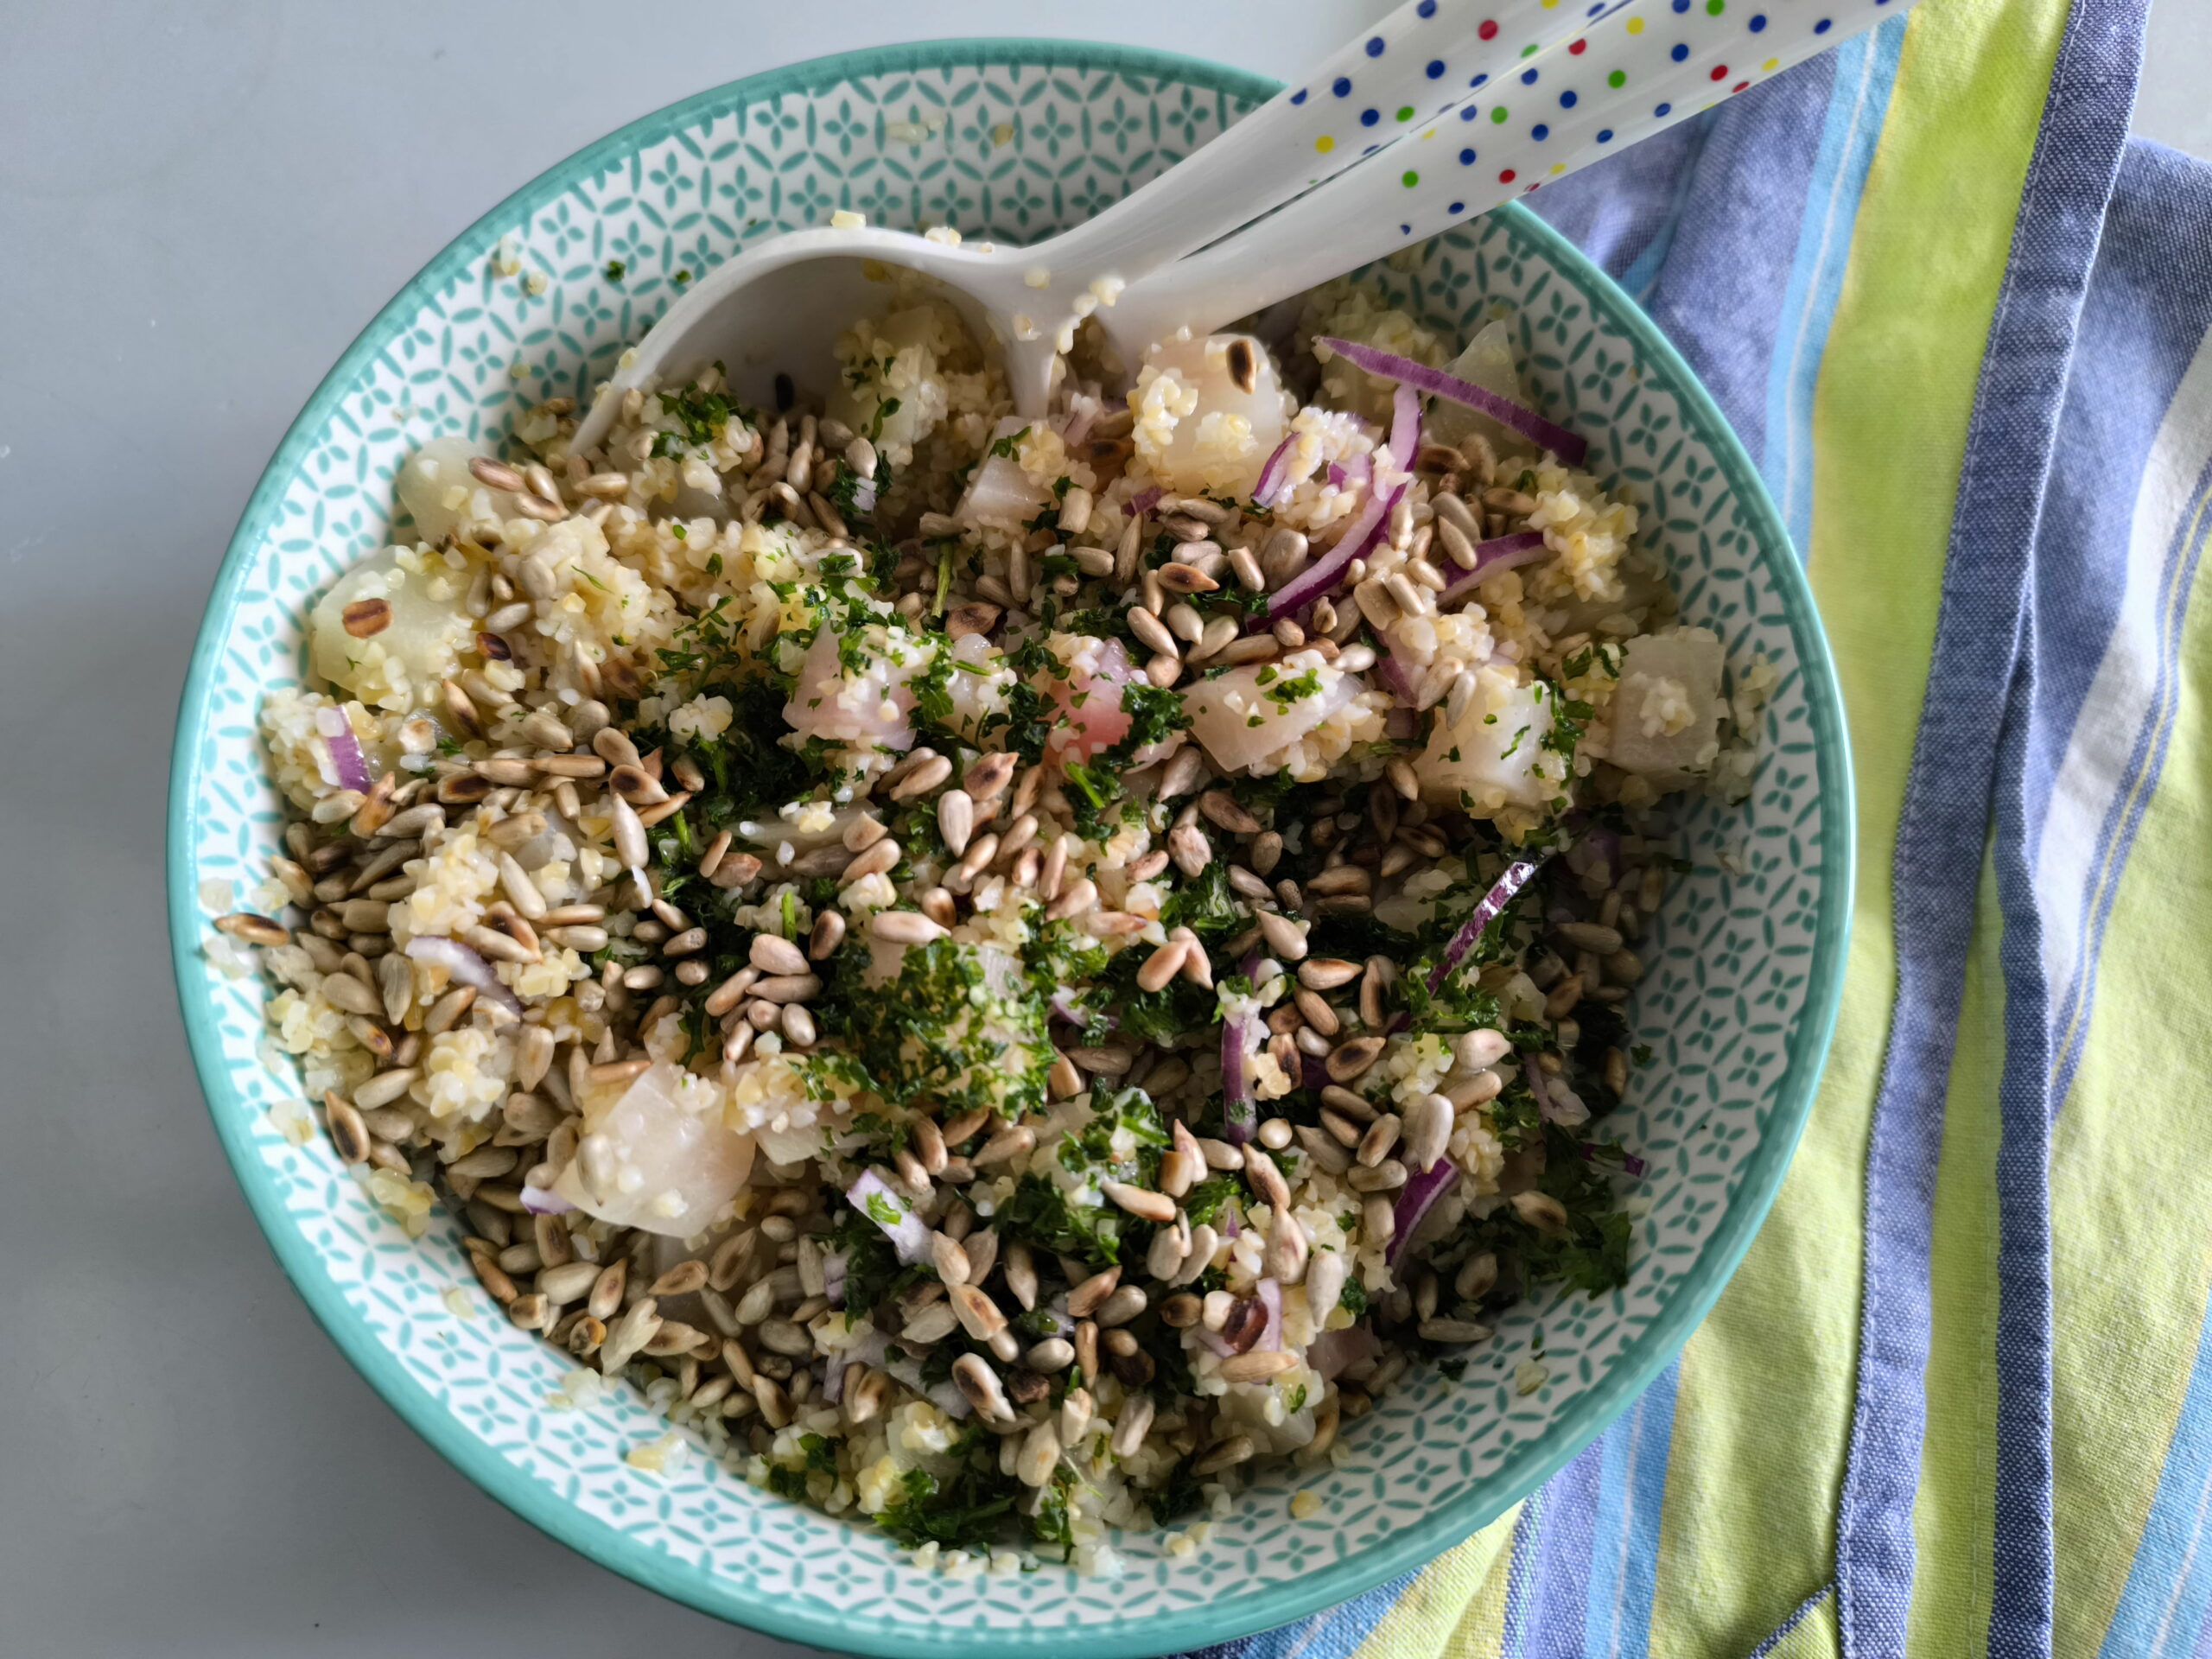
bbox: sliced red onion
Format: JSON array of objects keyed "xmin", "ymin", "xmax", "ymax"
[
  {"xmin": 1268, "ymin": 395, "xmax": 1413, "ymax": 625},
  {"xmin": 1438, "ymin": 533, "xmax": 1551, "ymax": 607},
  {"xmin": 880, "ymin": 1348, "xmax": 974, "ymax": 1421},
  {"xmin": 1373, "ymin": 649, "xmax": 1421, "ymax": 708},
  {"xmin": 404, "ymin": 935, "xmax": 524, "ymax": 1015},
  {"xmin": 1580, "ymin": 1142, "xmax": 1649, "ymax": 1179},
  {"xmin": 926, "ymin": 1381, "xmax": 974, "ymax": 1419},
  {"xmin": 1563, "ymin": 825, "xmax": 1623, "ymax": 886},
  {"xmin": 1388, "ymin": 381, "xmax": 1421, "ymax": 471},
  {"xmin": 1196, "ymin": 1325, "xmax": 1236, "ymax": 1358},
  {"xmin": 1255, "ymin": 1276, "xmax": 1283, "ymax": 1352},
  {"xmin": 1222, "ymin": 1201, "xmax": 1241, "ymax": 1242},
  {"xmin": 850, "ymin": 477, "xmax": 879, "ymax": 515},
  {"xmin": 822, "ymin": 1357, "xmax": 845, "ymax": 1403},
  {"xmin": 1061, "ymin": 400, "xmax": 1097, "ymax": 449},
  {"xmin": 518, "ymin": 1183, "xmax": 575, "ymax": 1216},
  {"xmin": 1426, "ymin": 857, "xmax": 1547, "ymax": 995},
  {"xmin": 1317, "ymin": 337, "xmax": 1588, "ymax": 466},
  {"xmin": 845, "ymin": 1169, "xmax": 931, "ymax": 1266},
  {"xmin": 1383, "ymin": 1154, "xmax": 1458, "ymax": 1267},
  {"xmin": 823, "ymin": 1249, "xmax": 849, "ymax": 1309},
  {"xmin": 1307, "ymin": 1323, "xmax": 1382, "ymax": 1382},
  {"xmin": 1252, "ymin": 434, "xmax": 1299, "ymax": 508},
  {"xmin": 1267, "ymin": 478, "xmax": 1402, "ymax": 621},
  {"xmin": 1050, "ymin": 989, "xmax": 1091, "ymax": 1028},
  {"xmin": 1327, "ymin": 461, "xmax": 1349, "ymax": 491},
  {"xmin": 1222, "ymin": 951, "xmax": 1262, "ymax": 1144},
  {"xmin": 1222, "ymin": 1016, "xmax": 1257, "ymax": 1144},
  {"xmin": 1525, "ymin": 1059, "xmax": 1557, "ymax": 1120},
  {"xmin": 314, "ymin": 704, "xmax": 373, "ymax": 793},
  {"xmin": 1128, "ymin": 485, "xmax": 1162, "ymax": 517},
  {"xmin": 1532, "ymin": 1067, "xmax": 1590, "ymax": 1128}
]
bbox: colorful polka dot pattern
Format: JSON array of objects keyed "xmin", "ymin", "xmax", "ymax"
[
  {"xmin": 1274, "ymin": 0, "xmax": 1646, "ymax": 163},
  {"xmin": 1156, "ymin": 0, "xmax": 1914, "ymax": 336},
  {"xmin": 1093, "ymin": 0, "xmax": 1912, "ymax": 359},
  {"xmin": 1300, "ymin": 0, "xmax": 1906, "ymax": 219}
]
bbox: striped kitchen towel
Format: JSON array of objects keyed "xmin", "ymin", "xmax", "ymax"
[{"xmin": 1180, "ymin": 0, "xmax": 2212, "ymax": 1652}]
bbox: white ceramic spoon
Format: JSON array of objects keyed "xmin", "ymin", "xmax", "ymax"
[
  {"xmin": 573, "ymin": 0, "xmax": 1628, "ymax": 450},
  {"xmin": 575, "ymin": 0, "xmax": 1908, "ymax": 452}
]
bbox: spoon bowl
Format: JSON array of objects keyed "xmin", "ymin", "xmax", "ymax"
[{"xmin": 575, "ymin": 0, "xmax": 1904, "ymax": 455}]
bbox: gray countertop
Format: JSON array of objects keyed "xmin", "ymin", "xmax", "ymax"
[{"xmin": 0, "ymin": 3, "xmax": 2193, "ymax": 1654}]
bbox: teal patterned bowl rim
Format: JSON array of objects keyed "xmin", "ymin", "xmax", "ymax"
[{"xmin": 166, "ymin": 37, "xmax": 1853, "ymax": 1657}]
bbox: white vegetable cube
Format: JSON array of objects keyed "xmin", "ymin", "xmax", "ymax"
[
  {"xmin": 781, "ymin": 622, "xmax": 925, "ymax": 753},
  {"xmin": 1608, "ymin": 627, "xmax": 1726, "ymax": 785},
  {"xmin": 1416, "ymin": 674, "xmax": 1568, "ymax": 814},
  {"xmin": 1422, "ymin": 320, "xmax": 1534, "ymax": 459},
  {"xmin": 554, "ymin": 1060, "xmax": 754, "ymax": 1236},
  {"xmin": 394, "ymin": 435, "xmax": 512, "ymax": 543},
  {"xmin": 956, "ymin": 415, "xmax": 1052, "ymax": 530},
  {"xmin": 1185, "ymin": 652, "xmax": 1357, "ymax": 777},
  {"xmin": 308, "ymin": 546, "xmax": 477, "ymax": 710},
  {"xmin": 829, "ymin": 304, "xmax": 951, "ymax": 462},
  {"xmin": 1128, "ymin": 334, "xmax": 1289, "ymax": 497}
]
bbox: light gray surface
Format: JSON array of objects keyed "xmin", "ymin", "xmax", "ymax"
[
  {"xmin": 2138, "ymin": 0, "xmax": 2212, "ymax": 160},
  {"xmin": 0, "ymin": 3, "xmax": 2196, "ymax": 1656}
]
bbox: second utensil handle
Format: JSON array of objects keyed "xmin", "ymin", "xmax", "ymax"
[{"xmin": 1104, "ymin": 0, "xmax": 1912, "ymax": 354}]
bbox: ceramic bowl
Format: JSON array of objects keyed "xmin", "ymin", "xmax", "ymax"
[{"xmin": 168, "ymin": 39, "xmax": 1851, "ymax": 1658}]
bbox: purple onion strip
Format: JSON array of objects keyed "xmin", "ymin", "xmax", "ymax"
[
  {"xmin": 1252, "ymin": 433, "xmax": 1298, "ymax": 507},
  {"xmin": 1426, "ymin": 857, "xmax": 1547, "ymax": 995},
  {"xmin": 1437, "ymin": 533, "xmax": 1551, "ymax": 607},
  {"xmin": 403, "ymin": 935, "xmax": 524, "ymax": 1015},
  {"xmin": 1384, "ymin": 1154, "xmax": 1459, "ymax": 1267},
  {"xmin": 1316, "ymin": 336, "xmax": 1588, "ymax": 465},
  {"xmin": 844, "ymin": 1170, "xmax": 931, "ymax": 1266}
]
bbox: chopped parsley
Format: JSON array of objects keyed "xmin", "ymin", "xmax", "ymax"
[
  {"xmin": 818, "ymin": 934, "xmax": 1049, "ymax": 1119},
  {"xmin": 875, "ymin": 1458, "xmax": 1017, "ymax": 1551}
]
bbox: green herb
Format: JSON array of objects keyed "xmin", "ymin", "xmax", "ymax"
[
  {"xmin": 875, "ymin": 1459, "xmax": 1017, "ymax": 1551},
  {"xmin": 819, "ymin": 934, "xmax": 1049, "ymax": 1118},
  {"xmin": 988, "ymin": 425, "xmax": 1032, "ymax": 460},
  {"xmin": 1141, "ymin": 1457, "xmax": 1210, "ymax": 1525},
  {"xmin": 1160, "ymin": 858, "xmax": 1244, "ymax": 943},
  {"xmin": 999, "ymin": 1173, "xmax": 1126, "ymax": 1272},
  {"xmin": 1027, "ymin": 1467, "xmax": 1078, "ymax": 1557},
  {"xmin": 1181, "ymin": 1176, "xmax": 1242, "ymax": 1230},
  {"xmin": 1102, "ymin": 682, "xmax": 1190, "ymax": 767},
  {"xmin": 656, "ymin": 381, "xmax": 741, "ymax": 450}
]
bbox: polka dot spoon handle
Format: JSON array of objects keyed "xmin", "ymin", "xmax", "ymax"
[
  {"xmin": 1004, "ymin": 0, "xmax": 1637, "ymax": 316},
  {"xmin": 1135, "ymin": 0, "xmax": 1642, "ymax": 210},
  {"xmin": 1102, "ymin": 0, "xmax": 1913, "ymax": 359}
]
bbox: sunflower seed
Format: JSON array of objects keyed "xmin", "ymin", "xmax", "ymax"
[
  {"xmin": 938, "ymin": 789, "xmax": 976, "ymax": 857},
  {"xmin": 1255, "ymin": 909, "xmax": 1309, "ymax": 962},
  {"xmin": 869, "ymin": 910, "xmax": 945, "ymax": 945},
  {"xmin": 952, "ymin": 1354, "xmax": 1014, "ymax": 1423}
]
